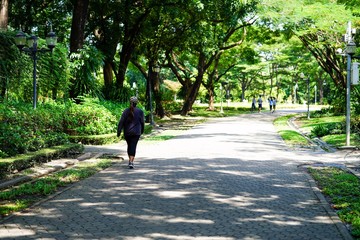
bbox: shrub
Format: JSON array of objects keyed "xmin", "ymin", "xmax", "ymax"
[
  {"xmin": 311, "ymin": 122, "xmax": 344, "ymax": 137},
  {"xmin": 0, "ymin": 102, "xmax": 70, "ymax": 157},
  {"xmin": 62, "ymin": 98, "xmax": 126, "ymax": 135}
]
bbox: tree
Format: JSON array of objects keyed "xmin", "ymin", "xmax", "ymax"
[
  {"xmin": 166, "ymin": 0, "xmax": 258, "ymax": 115},
  {"xmin": 68, "ymin": 0, "xmax": 90, "ymax": 99}
]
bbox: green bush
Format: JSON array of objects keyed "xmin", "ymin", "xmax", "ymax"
[
  {"xmin": 311, "ymin": 107, "xmax": 334, "ymax": 118},
  {"xmin": 0, "ymin": 99, "xmax": 132, "ymax": 158},
  {"xmin": 62, "ymin": 98, "xmax": 127, "ymax": 135},
  {"xmin": 0, "ymin": 102, "xmax": 69, "ymax": 157},
  {"xmin": 311, "ymin": 122, "xmax": 344, "ymax": 137}
]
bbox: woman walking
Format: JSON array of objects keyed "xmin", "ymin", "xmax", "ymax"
[{"xmin": 117, "ymin": 96, "xmax": 145, "ymax": 169}]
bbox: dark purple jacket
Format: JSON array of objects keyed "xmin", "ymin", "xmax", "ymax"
[{"xmin": 117, "ymin": 107, "xmax": 144, "ymax": 137}]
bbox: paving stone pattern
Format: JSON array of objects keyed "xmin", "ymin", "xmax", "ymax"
[{"xmin": 0, "ymin": 111, "xmax": 351, "ymax": 239}]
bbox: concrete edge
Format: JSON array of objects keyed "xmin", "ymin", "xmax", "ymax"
[
  {"xmin": 301, "ymin": 167, "xmax": 354, "ymax": 240},
  {"xmin": 288, "ymin": 116, "xmax": 337, "ymax": 152}
]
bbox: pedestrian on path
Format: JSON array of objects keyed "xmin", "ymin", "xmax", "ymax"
[
  {"xmin": 257, "ymin": 95, "xmax": 263, "ymax": 112},
  {"xmin": 272, "ymin": 97, "xmax": 277, "ymax": 113},
  {"xmin": 117, "ymin": 96, "xmax": 145, "ymax": 169},
  {"xmin": 268, "ymin": 97, "xmax": 273, "ymax": 112},
  {"xmin": 251, "ymin": 96, "xmax": 256, "ymax": 112}
]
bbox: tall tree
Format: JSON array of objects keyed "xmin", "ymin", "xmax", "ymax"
[
  {"xmin": 174, "ymin": 0, "xmax": 258, "ymax": 115},
  {"xmin": 68, "ymin": 0, "xmax": 90, "ymax": 99},
  {"xmin": 69, "ymin": 0, "xmax": 89, "ymax": 53}
]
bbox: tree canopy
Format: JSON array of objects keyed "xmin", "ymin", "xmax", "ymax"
[{"xmin": 1, "ymin": 0, "xmax": 360, "ymax": 115}]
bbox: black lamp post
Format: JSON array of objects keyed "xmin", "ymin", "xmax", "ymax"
[{"xmin": 14, "ymin": 26, "xmax": 57, "ymax": 109}]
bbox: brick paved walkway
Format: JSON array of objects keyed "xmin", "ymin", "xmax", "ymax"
[{"xmin": 0, "ymin": 111, "xmax": 352, "ymax": 239}]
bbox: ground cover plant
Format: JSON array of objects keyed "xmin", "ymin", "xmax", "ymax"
[
  {"xmin": 308, "ymin": 167, "xmax": 360, "ymax": 238},
  {"xmin": 0, "ymin": 159, "xmax": 112, "ymax": 217}
]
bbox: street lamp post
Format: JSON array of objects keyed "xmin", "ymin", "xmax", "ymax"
[
  {"xmin": 300, "ymin": 72, "xmax": 310, "ymax": 119},
  {"xmin": 346, "ymin": 41, "xmax": 356, "ymax": 146},
  {"xmin": 15, "ymin": 26, "xmax": 57, "ymax": 109}
]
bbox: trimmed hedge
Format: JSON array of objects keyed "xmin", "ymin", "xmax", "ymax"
[
  {"xmin": 0, "ymin": 143, "xmax": 83, "ymax": 179},
  {"xmin": 69, "ymin": 133, "xmax": 119, "ymax": 145}
]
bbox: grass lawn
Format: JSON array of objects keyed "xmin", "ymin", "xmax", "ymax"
[
  {"xmin": 273, "ymin": 115, "xmax": 310, "ymax": 147},
  {"xmin": 322, "ymin": 134, "xmax": 360, "ymax": 147},
  {"xmin": 295, "ymin": 115, "xmax": 344, "ymax": 133}
]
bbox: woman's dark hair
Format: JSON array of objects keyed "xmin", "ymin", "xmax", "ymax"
[{"xmin": 129, "ymin": 102, "xmax": 137, "ymax": 119}]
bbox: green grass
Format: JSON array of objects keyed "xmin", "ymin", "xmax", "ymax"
[
  {"xmin": 189, "ymin": 106, "xmax": 248, "ymax": 117},
  {"xmin": 296, "ymin": 116, "xmax": 344, "ymax": 133},
  {"xmin": 308, "ymin": 167, "xmax": 360, "ymax": 238},
  {"xmin": 273, "ymin": 115, "xmax": 310, "ymax": 147},
  {"xmin": 322, "ymin": 134, "xmax": 360, "ymax": 147},
  {"xmin": 144, "ymin": 135, "xmax": 175, "ymax": 141},
  {"xmin": 0, "ymin": 159, "xmax": 112, "ymax": 217}
]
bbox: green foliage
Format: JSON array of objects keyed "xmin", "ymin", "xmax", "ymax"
[
  {"xmin": 311, "ymin": 123, "xmax": 344, "ymax": 137},
  {"xmin": 311, "ymin": 108, "xmax": 335, "ymax": 118},
  {"xmin": 0, "ymin": 31, "xmax": 28, "ymax": 101},
  {"xmin": 0, "ymin": 102, "xmax": 69, "ymax": 157},
  {"xmin": 308, "ymin": 167, "xmax": 360, "ymax": 237},
  {"xmin": 69, "ymin": 45, "xmax": 104, "ymax": 99},
  {"xmin": 38, "ymin": 43, "xmax": 70, "ymax": 100},
  {"xmin": 63, "ymin": 98, "xmax": 118, "ymax": 135},
  {"xmin": 0, "ymin": 99, "xmax": 129, "ymax": 158}
]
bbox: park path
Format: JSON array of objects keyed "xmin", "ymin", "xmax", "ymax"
[{"xmin": 0, "ymin": 110, "xmax": 353, "ymax": 239}]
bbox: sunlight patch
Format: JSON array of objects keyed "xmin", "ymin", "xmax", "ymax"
[{"xmin": 155, "ymin": 190, "xmax": 192, "ymax": 198}]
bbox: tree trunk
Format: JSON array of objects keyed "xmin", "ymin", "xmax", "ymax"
[
  {"xmin": 0, "ymin": 0, "xmax": 8, "ymax": 30},
  {"xmin": 115, "ymin": 43, "xmax": 134, "ymax": 89},
  {"xmin": 241, "ymin": 83, "xmax": 246, "ymax": 102},
  {"xmin": 181, "ymin": 53, "xmax": 206, "ymax": 115},
  {"xmin": 208, "ymin": 87, "xmax": 215, "ymax": 111},
  {"xmin": 69, "ymin": 0, "xmax": 89, "ymax": 53},
  {"xmin": 103, "ymin": 60, "xmax": 114, "ymax": 99},
  {"xmin": 153, "ymin": 70, "xmax": 165, "ymax": 118},
  {"xmin": 69, "ymin": 0, "xmax": 89, "ymax": 99}
]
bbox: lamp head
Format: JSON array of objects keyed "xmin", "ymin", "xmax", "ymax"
[
  {"xmin": 346, "ymin": 41, "xmax": 357, "ymax": 55},
  {"xmin": 15, "ymin": 30, "xmax": 27, "ymax": 50},
  {"xmin": 46, "ymin": 30, "xmax": 57, "ymax": 50}
]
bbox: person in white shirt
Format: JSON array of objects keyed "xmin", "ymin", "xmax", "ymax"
[{"xmin": 257, "ymin": 95, "xmax": 263, "ymax": 113}]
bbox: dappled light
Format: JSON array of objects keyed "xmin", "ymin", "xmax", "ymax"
[{"xmin": 0, "ymin": 112, "xmax": 350, "ymax": 239}]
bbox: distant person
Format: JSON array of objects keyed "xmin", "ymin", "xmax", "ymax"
[
  {"xmin": 251, "ymin": 96, "xmax": 256, "ymax": 112},
  {"xmin": 257, "ymin": 95, "xmax": 263, "ymax": 113},
  {"xmin": 272, "ymin": 98, "xmax": 277, "ymax": 113},
  {"xmin": 117, "ymin": 96, "xmax": 145, "ymax": 169},
  {"xmin": 268, "ymin": 97, "xmax": 273, "ymax": 112}
]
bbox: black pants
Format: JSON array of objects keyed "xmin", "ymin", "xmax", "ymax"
[{"xmin": 125, "ymin": 135, "xmax": 140, "ymax": 156}]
